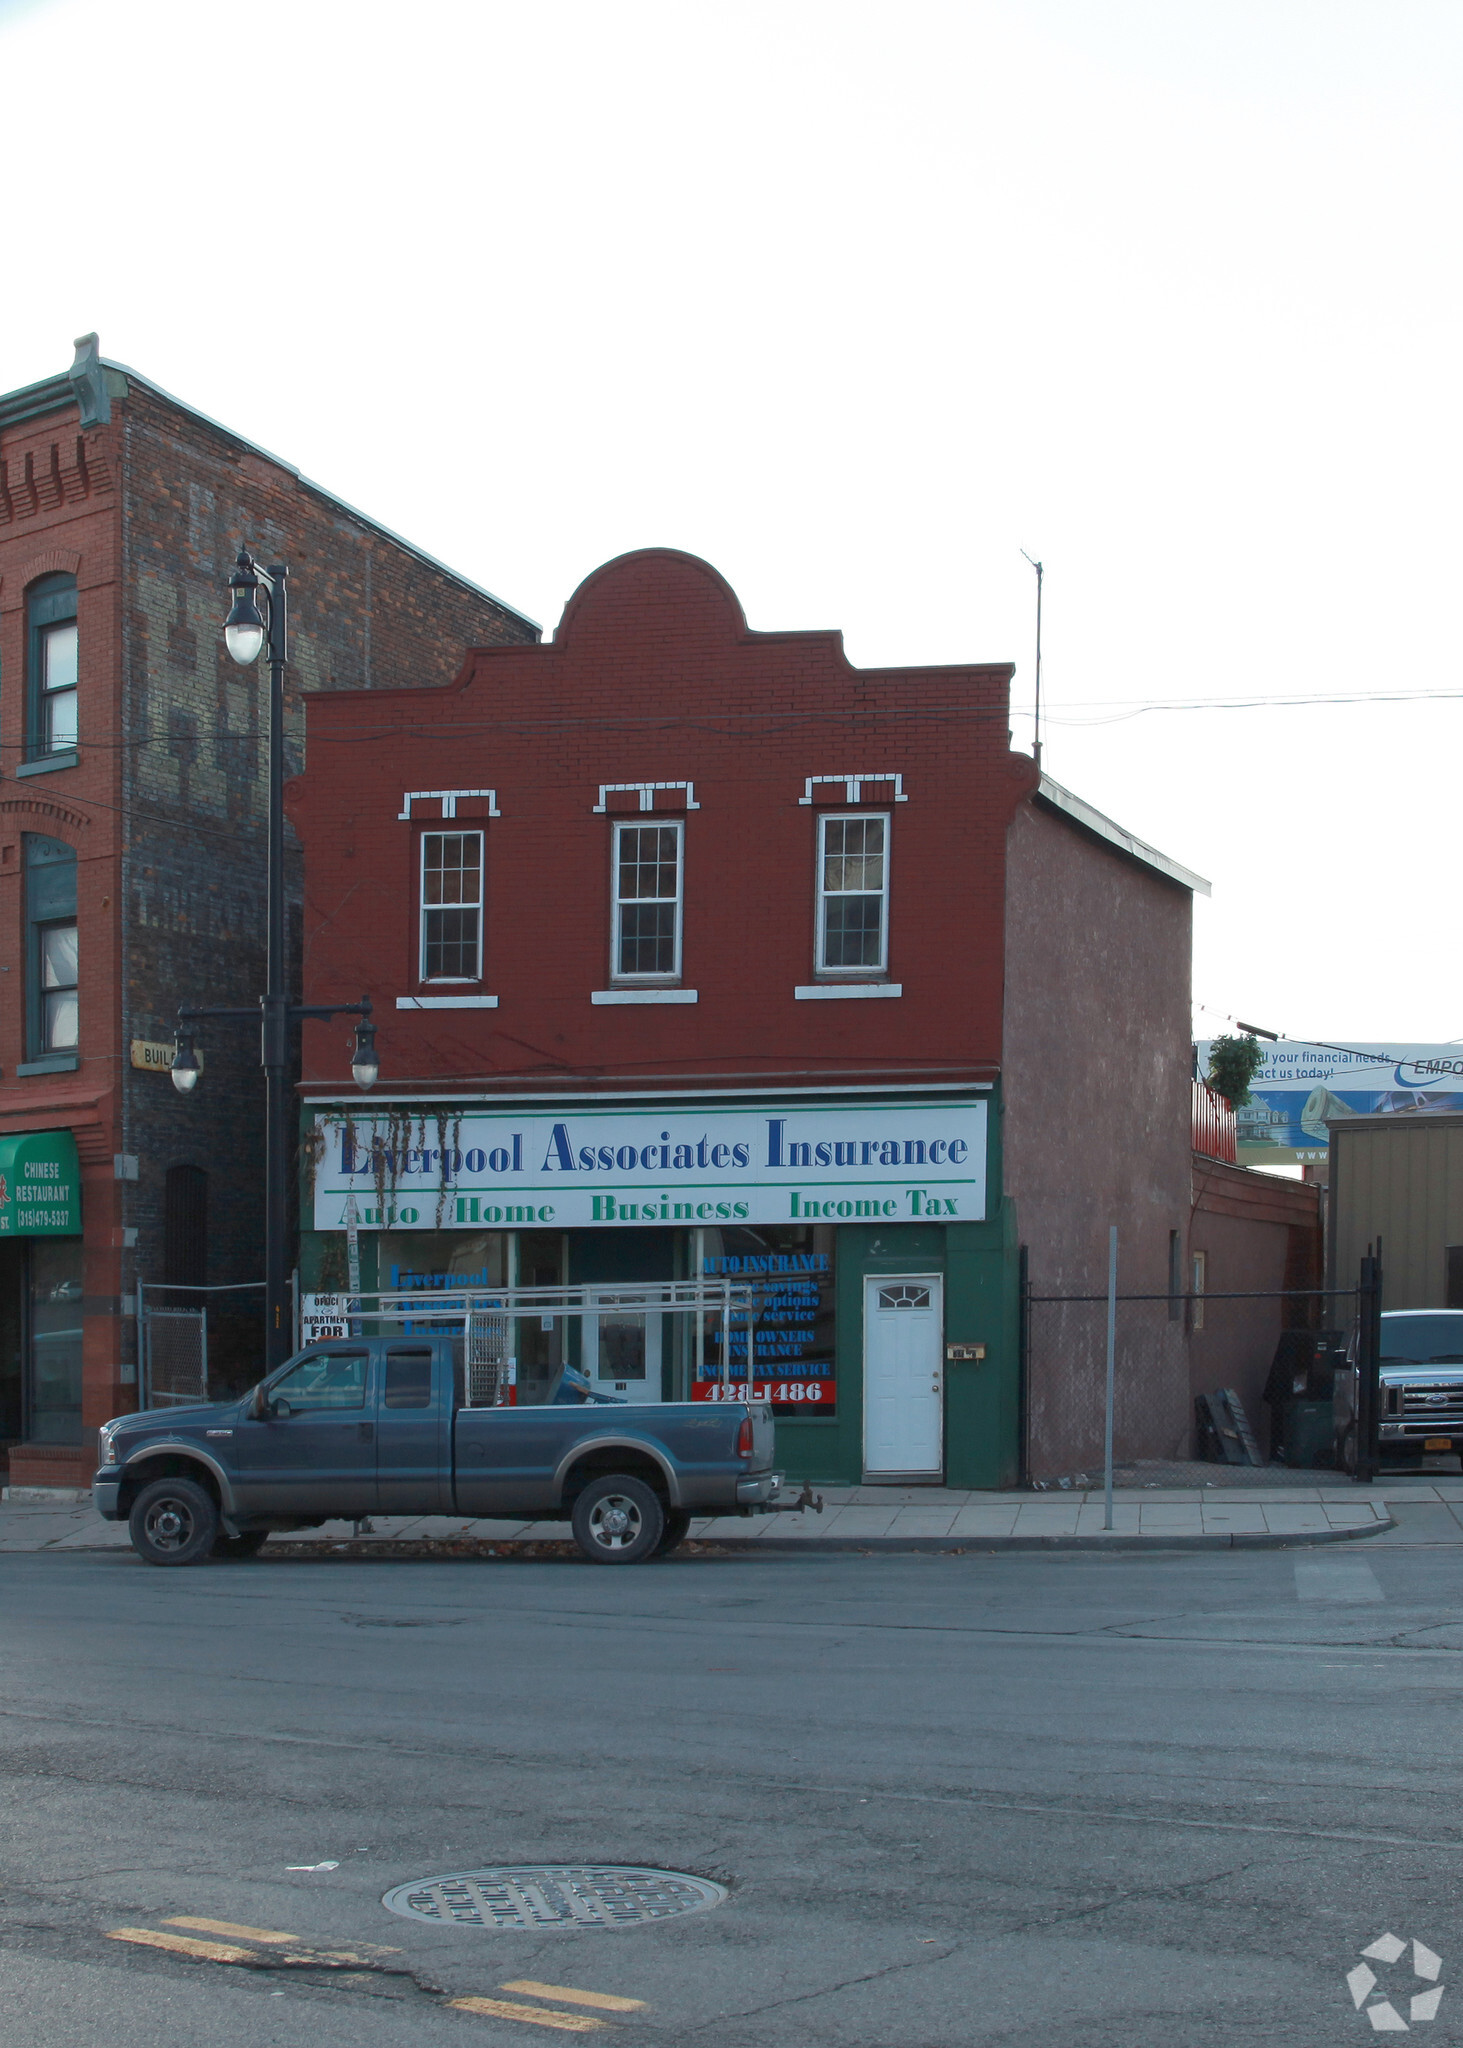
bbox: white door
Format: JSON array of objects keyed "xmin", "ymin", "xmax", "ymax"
[
  {"xmin": 591, "ymin": 1293, "xmax": 664, "ymax": 1405},
  {"xmin": 863, "ymin": 1276, "xmax": 944, "ymax": 1476}
]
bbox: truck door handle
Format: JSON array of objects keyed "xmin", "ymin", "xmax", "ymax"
[{"xmin": 357, "ymin": 1423, "xmax": 374, "ymax": 1443}]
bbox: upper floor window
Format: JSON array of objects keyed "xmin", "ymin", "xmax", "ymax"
[
  {"xmin": 816, "ymin": 813, "xmax": 889, "ymax": 975},
  {"xmin": 420, "ymin": 831, "xmax": 483, "ymax": 982},
  {"xmin": 24, "ymin": 835, "xmax": 78, "ymax": 1057},
  {"xmin": 612, "ymin": 820, "xmax": 682, "ymax": 981},
  {"xmin": 26, "ymin": 575, "xmax": 78, "ymax": 761}
]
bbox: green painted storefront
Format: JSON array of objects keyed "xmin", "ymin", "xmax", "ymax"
[{"xmin": 297, "ymin": 1089, "xmax": 1021, "ymax": 1491}]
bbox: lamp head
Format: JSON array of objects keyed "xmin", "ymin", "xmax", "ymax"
[
  {"xmin": 223, "ymin": 550, "xmax": 266, "ymax": 665},
  {"xmin": 171, "ymin": 1031, "xmax": 201, "ymax": 1094},
  {"xmin": 350, "ymin": 1009, "xmax": 379, "ymax": 1091}
]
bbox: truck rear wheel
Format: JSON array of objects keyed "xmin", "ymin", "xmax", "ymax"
[
  {"xmin": 655, "ymin": 1508, "xmax": 692, "ymax": 1557},
  {"xmin": 212, "ymin": 1529, "xmax": 269, "ymax": 1560},
  {"xmin": 571, "ymin": 1475, "xmax": 664, "ymax": 1564},
  {"xmin": 129, "ymin": 1476, "xmax": 218, "ymax": 1567}
]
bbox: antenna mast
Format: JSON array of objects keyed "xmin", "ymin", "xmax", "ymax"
[{"xmin": 1021, "ymin": 550, "xmax": 1043, "ymax": 770}]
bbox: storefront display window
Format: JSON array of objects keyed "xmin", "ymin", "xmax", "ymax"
[
  {"xmin": 0, "ymin": 1243, "xmax": 22, "ymax": 1444},
  {"xmin": 371, "ymin": 1230, "xmax": 571, "ymax": 1404},
  {"xmin": 697, "ymin": 1223, "xmax": 836, "ymax": 1415},
  {"xmin": 28, "ymin": 1238, "xmax": 83, "ymax": 1443}
]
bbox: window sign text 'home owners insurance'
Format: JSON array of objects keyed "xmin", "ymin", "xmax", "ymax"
[{"xmin": 312, "ymin": 1100, "xmax": 987, "ymax": 1231}]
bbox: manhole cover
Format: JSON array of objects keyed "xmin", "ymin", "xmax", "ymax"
[{"xmin": 382, "ymin": 1865, "xmax": 727, "ymax": 1930}]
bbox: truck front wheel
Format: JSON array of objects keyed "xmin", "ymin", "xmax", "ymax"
[
  {"xmin": 129, "ymin": 1476, "xmax": 218, "ymax": 1567},
  {"xmin": 571, "ymin": 1475, "xmax": 664, "ymax": 1564}
]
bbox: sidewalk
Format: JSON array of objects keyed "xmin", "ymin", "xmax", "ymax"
[{"xmin": 5, "ymin": 1480, "xmax": 1441, "ymax": 1552}]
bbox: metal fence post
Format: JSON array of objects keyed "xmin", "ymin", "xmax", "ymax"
[
  {"xmin": 1104, "ymin": 1228, "xmax": 1118, "ymax": 1529},
  {"xmin": 1017, "ymin": 1244, "xmax": 1030, "ymax": 1488},
  {"xmin": 1356, "ymin": 1241, "xmax": 1383, "ymax": 1484}
]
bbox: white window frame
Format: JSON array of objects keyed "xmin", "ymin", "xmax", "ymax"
[
  {"xmin": 419, "ymin": 829, "xmax": 484, "ymax": 985},
  {"xmin": 610, "ymin": 817, "xmax": 684, "ymax": 984},
  {"xmin": 815, "ymin": 811, "xmax": 890, "ymax": 977},
  {"xmin": 41, "ymin": 620, "xmax": 79, "ymax": 755}
]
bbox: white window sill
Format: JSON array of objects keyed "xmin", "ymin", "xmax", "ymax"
[
  {"xmin": 795, "ymin": 983, "xmax": 902, "ymax": 1000},
  {"xmin": 396, "ymin": 995, "xmax": 499, "ymax": 1009},
  {"xmin": 592, "ymin": 988, "xmax": 699, "ymax": 1005}
]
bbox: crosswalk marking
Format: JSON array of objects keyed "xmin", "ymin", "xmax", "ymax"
[
  {"xmin": 165, "ymin": 1916, "xmax": 300, "ymax": 1943},
  {"xmin": 500, "ymin": 1981, "xmax": 647, "ymax": 2012},
  {"xmin": 109, "ymin": 1927, "xmax": 259, "ymax": 1965},
  {"xmin": 450, "ymin": 1996, "xmax": 606, "ymax": 2031},
  {"xmin": 1294, "ymin": 1558, "xmax": 1384, "ymax": 1603}
]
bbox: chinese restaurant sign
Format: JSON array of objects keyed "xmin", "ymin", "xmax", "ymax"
[{"xmin": 0, "ymin": 1130, "xmax": 82, "ymax": 1236}]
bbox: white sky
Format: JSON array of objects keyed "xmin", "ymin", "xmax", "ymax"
[{"xmin": 2, "ymin": 0, "xmax": 1458, "ymax": 1045}]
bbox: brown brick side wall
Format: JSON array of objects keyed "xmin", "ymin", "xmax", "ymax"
[{"xmin": 0, "ymin": 374, "xmax": 536, "ymax": 1447}]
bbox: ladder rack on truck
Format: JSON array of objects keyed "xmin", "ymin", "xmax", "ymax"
[{"xmin": 314, "ymin": 1278, "xmax": 761, "ymax": 1407}]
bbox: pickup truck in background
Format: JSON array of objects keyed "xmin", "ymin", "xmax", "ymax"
[
  {"xmin": 92, "ymin": 1335, "xmax": 780, "ymax": 1565},
  {"xmin": 1334, "ymin": 1308, "xmax": 1463, "ymax": 1472}
]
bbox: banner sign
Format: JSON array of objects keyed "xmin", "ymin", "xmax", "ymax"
[
  {"xmin": 1197, "ymin": 1041, "xmax": 1463, "ymax": 1166},
  {"xmin": 311, "ymin": 1099, "xmax": 987, "ymax": 1231}
]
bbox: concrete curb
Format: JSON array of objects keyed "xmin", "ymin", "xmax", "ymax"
[{"xmin": 230, "ymin": 1514, "xmax": 1395, "ymax": 1559}]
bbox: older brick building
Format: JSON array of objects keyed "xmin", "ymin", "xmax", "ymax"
[
  {"xmin": 0, "ymin": 335, "xmax": 537, "ymax": 1486},
  {"xmin": 290, "ymin": 548, "xmax": 1211, "ymax": 1486}
]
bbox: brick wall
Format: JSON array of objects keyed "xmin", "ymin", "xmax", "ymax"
[
  {"xmin": 1004, "ymin": 793, "xmax": 1196, "ymax": 1470},
  {"xmin": 0, "ymin": 359, "xmax": 537, "ymax": 1450},
  {"xmin": 116, "ymin": 384, "xmax": 538, "ymax": 1332},
  {"xmin": 292, "ymin": 548, "xmax": 1034, "ymax": 1092}
]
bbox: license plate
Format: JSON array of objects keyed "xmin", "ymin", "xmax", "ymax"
[{"xmin": 1424, "ymin": 1437, "xmax": 1453, "ymax": 1451}]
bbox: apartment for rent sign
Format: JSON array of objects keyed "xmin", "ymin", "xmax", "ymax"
[{"xmin": 311, "ymin": 1099, "xmax": 987, "ymax": 1231}]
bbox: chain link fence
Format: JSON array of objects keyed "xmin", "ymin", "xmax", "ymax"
[
  {"xmin": 139, "ymin": 1281, "xmax": 267, "ymax": 1408},
  {"xmin": 1024, "ymin": 1283, "xmax": 1360, "ymax": 1482}
]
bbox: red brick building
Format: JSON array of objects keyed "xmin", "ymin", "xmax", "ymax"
[
  {"xmin": 291, "ymin": 548, "xmax": 1214, "ymax": 1486},
  {"xmin": 0, "ymin": 336, "xmax": 537, "ymax": 1487}
]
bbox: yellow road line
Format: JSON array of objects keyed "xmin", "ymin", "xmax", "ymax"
[
  {"xmin": 108, "ymin": 1927, "xmax": 258, "ymax": 1965},
  {"xmin": 164, "ymin": 1916, "xmax": 299, "ymax": 1944},
  {"xmin": 300, "ymin": 1948, "xmax": 391, "ymax": 1966},
  {"xmin": 500, "ymin": 1981, "xmax": 647, "ymax": 2013},
  {"xmin": 450, "ymin": 1996, "xmax": 606, "ymax": 2032}
]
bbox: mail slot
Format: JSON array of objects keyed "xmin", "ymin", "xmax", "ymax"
[{"xmin": 946, "ymin": 1343, "xmax": 986, "ymax": 1362}]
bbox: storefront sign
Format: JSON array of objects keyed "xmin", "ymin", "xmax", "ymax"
[
  {"xmin": 311, "ymin": 1099, "xmax": 987, "ymax": 1231},
  {"xmin": 0, "ymin": 1130, "xmax": 82, "ymax": 1236}
]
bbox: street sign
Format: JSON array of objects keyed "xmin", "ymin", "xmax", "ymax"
[{"xmin": 131, "ymin": 1039, "xmax": 202, "ymax": 1075}]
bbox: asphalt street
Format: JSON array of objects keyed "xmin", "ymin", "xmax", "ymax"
[{"xmin": 4, "ymin": 1541, "xmax": 1462, "ymax": 2046}]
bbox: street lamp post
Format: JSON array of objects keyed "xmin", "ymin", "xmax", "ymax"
[{"xmin": 171, "ymin": 549, "xmax": 379, "ymax": 1371}]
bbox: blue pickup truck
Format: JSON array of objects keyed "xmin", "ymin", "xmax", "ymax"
[{"xmin": 92, "ymin": 1335, "xmax": 779, "ymax": 1566}]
